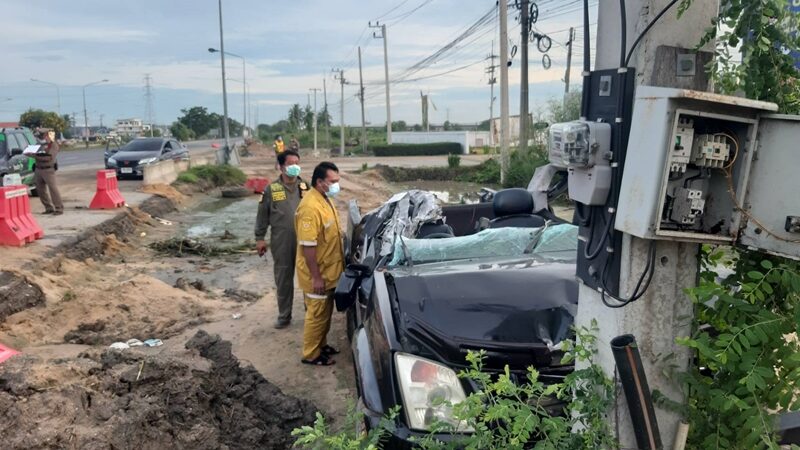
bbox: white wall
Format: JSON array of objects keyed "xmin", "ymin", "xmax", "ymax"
[{"xmin": 392, "ymin": 131, "xmax": 493, "ymax": 154}]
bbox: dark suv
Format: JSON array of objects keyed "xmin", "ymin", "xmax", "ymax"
[{"xmin": 0, "ymin": 127, "xmax": 38, "ymax": 195}]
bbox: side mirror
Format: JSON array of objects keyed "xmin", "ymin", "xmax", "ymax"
[
  {"xmin": 334, "ymin": 264, "xmax": 371, "ymax": 312},
  {"xmin": 10, "ymin": 149, "xmax": 23, "ymax": 156}
]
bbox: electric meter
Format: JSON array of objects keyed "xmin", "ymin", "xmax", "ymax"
[{"xmin": 549, "ymin": 121, "xmax": 612, "ymax": 205}]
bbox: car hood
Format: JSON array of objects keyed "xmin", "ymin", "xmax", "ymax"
[
  {"xmin": 111, "ymin": 150, "xmax": 159, "ymax": 162},
  {"xmin": 389, "ymin": 256, "xmax": 577, "ymax": 370}
]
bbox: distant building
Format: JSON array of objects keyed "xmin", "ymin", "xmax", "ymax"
[{"xmin": 115, "ymin": 118, "xmax": 151, "ymax": 137}]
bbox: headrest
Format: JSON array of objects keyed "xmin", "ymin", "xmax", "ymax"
[{"xmin": 493, "ymin": 188, "xmax": 534, "ymax": 217}]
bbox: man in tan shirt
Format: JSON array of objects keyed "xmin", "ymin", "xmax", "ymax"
[{"xmin": 34, "ymin": 129, "xmax": 63, "ymax": 215}]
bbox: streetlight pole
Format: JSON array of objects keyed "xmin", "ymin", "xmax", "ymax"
[
  {"xmin": 82, "ymin": 79, "xmax": 108, "ymax": 148},
  {"xmin": 213, "ymin": 0, "xmax": 237, "ymax": 165},
  {"xmin": 30, "ymin": 79, "xmax": 61, "ymax": 115},
  {"xmin": 209, "ymin": 48, "xmax": 246, "ymax": 137}
]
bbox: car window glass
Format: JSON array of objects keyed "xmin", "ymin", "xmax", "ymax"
[
  {"xmin": 6, "ymin": 133, "xmax": 23, "ymax": 151},
  {"xmin": 22, "ymin": 131, "xmax": 36, "ymax": 145}
]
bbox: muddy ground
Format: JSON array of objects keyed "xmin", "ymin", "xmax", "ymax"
[{"xmin": 0, "ymin": 144, "xmax": 401, "ymax": 449}]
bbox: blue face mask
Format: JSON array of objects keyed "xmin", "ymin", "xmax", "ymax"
[
  {"xmin": 285, "ymin": 164, "xmax": 301, "ymax": 177},
  {"xmin": 326, "ymin": 182, "xmax": 341, "ymax": 197}
]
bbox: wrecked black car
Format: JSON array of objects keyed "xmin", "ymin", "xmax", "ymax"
[{"xmin": 335, "ymin": 188, "xmax": 579, "ymax": 446}]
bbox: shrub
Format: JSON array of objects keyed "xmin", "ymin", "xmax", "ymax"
[
  {"xmin": 176, "ymin": 172, "xmax": 199, "ymax": 184},
  {"xmin": 176, "ymin": 164, "xmax": 246, "ymax": 186},
  {"xmin": 447, "ymin": 154, "xmax": 461, "ymax": 169},
  {"xmin": 371, "ymin": 142, "xmax": 462, "ymax": 157}
]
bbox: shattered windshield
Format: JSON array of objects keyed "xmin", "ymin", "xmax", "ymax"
[{"xmin": 388, "ymin": 223, "xmax": 578, "ymax": 266}]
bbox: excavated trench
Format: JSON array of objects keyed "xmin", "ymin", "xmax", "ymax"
[{"xmin": 0, "ymin": 192, "xmax": 323, "ymax": 449}]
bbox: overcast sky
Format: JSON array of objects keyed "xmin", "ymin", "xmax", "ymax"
[{"xmin": 0, "ymin": 0, "xmax": 596, "ymax": 127}]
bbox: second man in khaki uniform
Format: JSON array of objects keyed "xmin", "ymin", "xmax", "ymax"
[{"xmin": 255, "ymin": 149, "xmax": 307, "ymax": 328}]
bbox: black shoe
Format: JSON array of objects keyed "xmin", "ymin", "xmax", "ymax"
[
  {"xmin": 273, "ymin": 320, "xmax": 291, "ymax": 329},
  {"xmin": 53, "ymin": 211, "xmax": 64, "ymax": 216},
  {"xmin": 42, "ymin": 210, "xmax": 55, "ymax": 215}
]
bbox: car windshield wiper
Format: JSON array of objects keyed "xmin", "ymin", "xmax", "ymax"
[{"xmin": 523, "ymin": 221, "xmax": 551, "ymax": 254}]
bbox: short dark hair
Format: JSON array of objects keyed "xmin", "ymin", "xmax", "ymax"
[
  {"xmin": 277, "ymin": 149, "xmax": 300, "ymax": 166},
  {"xmin": 312, "ymin": 162, "xmax": 339, "ymax": 188}
]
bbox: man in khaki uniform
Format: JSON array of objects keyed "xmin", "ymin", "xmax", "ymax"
[
  {"xmin": 255, "ymin": 150, "xmax": 307, "ymax": 328},
  {"xmin": 295, "ymin": 161, "xmax": 344, "ymax": 366},
  {"xmin": 34, "ymin": 129, "xmax": 63, "ymax": 215}
]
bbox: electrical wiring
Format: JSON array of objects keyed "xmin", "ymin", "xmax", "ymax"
[
  {"xmin": 717, "ymin": 132, "xmax": 739, "ymax": 170},
  {"xmin": 600, "ymin": 240, "xmax": 657, "ymax": 308},
  {"xmin": 384, "ymin": 0, "xmax": 434, "ymax": 26},
  {"xmin": 624, "ymin": 0, "xmax": 680, "ymax": 66}
]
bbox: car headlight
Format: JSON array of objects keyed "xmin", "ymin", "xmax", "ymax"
[
  {"xmin": 138, "ymin": 157, "xmax": 157, "ymax": 165},
  {"xmin": 107, "ymin": 158, "xmax": 118, "ymax": 167},
  {"xmin": 395, "ymin": 353, "xmax": 472, "ymax": 432}
]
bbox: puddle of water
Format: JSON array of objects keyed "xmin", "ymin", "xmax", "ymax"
[
  {"xmin": 390, "ymin": 180, "xmax": 498, "ymax": 204},
  {"xmin": 183, "ymin": 197, "xmax": 259, "ymax": 243}
]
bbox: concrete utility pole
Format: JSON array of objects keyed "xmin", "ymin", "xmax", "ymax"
[
  {"xmin": 575, "ymin": 1, "xmax": 720, "ymax": 448},
  {"xmin": 518, "ymin": 0, "xmax": 530, "ymax": 153},
  {"xmin": 144, "ymin": 74, "xmax": 155, "ymax": 137},
  {"xmin": 309, "ymin": 88, "xmax": 320, "ymax": 152},
  {"xmin": 370, "ymin": 22, "xmax": 392, "ymax": 145},
  {"xmin": 486, "ymin": 41, "xmax": 499, "ymax": 148},
  {"xmin": 215, "ymin": 0, "xmax": 235, "ymax": 164},
  {"xmin": 332, "ymin": 68, "xmax": 345, "ymax": 155},
  {"xmin": 323, "ymin": 76, "xmax": 331, "ymax": 150},
  {"xmin": 564, "ymin": 27, "xmax": 575, "ymax": 97},
  {"xmin": 357, "ymin": 47, "xmax": 368, "ymax": 154},
  {"xmin": 499, "ymin": 0, "xmax": 510, "ymax": 184}
]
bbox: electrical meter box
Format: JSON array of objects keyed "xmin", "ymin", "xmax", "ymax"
[
  {"xmin": 549, "ymin": 121, "xmax": 612, "ymax": 205},
  {"xmin": 615, "ymin": 87, "xmax": 800, "ymax": 259}
]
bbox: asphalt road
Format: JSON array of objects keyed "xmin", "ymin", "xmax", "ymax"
[{"xmin": 58, "ymin": 138, "xmax": 242, "ymax": 168}]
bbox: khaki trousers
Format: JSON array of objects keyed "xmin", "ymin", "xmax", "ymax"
[
  {"xmin": 34, "ymin": 169, "xmax": 63, "ymax": 213},
  {"xmin": 302, "ymin": 291, "xmax": 334, "ymax": 360}
]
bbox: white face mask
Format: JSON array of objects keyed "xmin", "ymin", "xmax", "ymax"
[
  {"xmin": 326, "ymin": 182, "xmax": 341, "ymax": 197},
  {"xmin": 285, "ymin": 164, "xmax": 301, "ymax": 177}
]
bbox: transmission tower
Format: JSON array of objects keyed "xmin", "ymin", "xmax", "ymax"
[{"xmin": 143, "ymin": 74, "xmax": 155, "ymax": 137}]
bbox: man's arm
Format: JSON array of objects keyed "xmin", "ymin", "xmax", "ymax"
[
  {"xmin": 301, "ymin": 246, "xmax": 325, "ymax": 295},
  {"xmin": 255, "ymin": 192, "xmax": 271, "ymax": 256}
]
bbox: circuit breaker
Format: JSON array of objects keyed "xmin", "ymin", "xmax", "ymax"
[
  {"xmin": 548, "ymin": 121, "xmax": 612, "ymax": 205},
  {"xmin": 615, "ymin": 88, "xmax": 800, "ymax": 260}
]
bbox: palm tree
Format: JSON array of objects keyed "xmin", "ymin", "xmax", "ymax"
[{"xmin": 288, "ymin": 104, "xmax": 303, "ymax": 131}]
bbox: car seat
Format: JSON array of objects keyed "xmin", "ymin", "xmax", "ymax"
[
  {"xmin": 417, "ymin": 220, "xmax": 455, "ymax": 239},
  {"xmin": 488, "ymin": 188, "xmax": 546, "ymax": 228}
]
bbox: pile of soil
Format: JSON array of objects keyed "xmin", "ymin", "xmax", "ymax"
[
  {"xmin": 0, "ymin": 330, "xmax": 317, "ymax": 449},
  {"xmin": 52, "ymin": 196, "xmax": 177, "ymax": 262},
  {"xmin": 139, "ymin": 183, "xmax": 186, "ymax": 204},
  {"xmin": 0, "ymin": 272, "xmax": 45, "ymax": 322}
]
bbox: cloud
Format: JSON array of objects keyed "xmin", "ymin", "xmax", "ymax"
[{"xmin": 1, "ymin": 23, "xmax": 155, "ymax": 45}]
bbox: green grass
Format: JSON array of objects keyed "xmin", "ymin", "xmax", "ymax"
[{"xmin": 176, "ymin": 164, "xmax": 246, "ymax": 186}]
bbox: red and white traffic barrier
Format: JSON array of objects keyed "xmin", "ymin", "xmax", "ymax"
[
  {"xmin": 244, "ymin": 177, "xmax": 271, "ymax": 194},
  {"xmin": 89, "ymin": 169, "xmax": 126, "ymax": 209},
  {"xmin": 0, "ymin": 185, "xmax": 43, "ymax": 246}
]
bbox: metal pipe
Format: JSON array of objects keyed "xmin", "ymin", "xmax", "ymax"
[
  {"xmin": 580, "ymin": 0, "xmax": 591, "ymax": 119},
  {"xmin": 672, "ymin": 421, "xmax": 689, "ymax": 450},
  {"xmin": 611, "ymin": 334, "xmax": 662, "ymax": 450}
]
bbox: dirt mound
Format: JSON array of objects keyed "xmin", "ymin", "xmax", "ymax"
[
  {"xmin": 139, "ymin": 183, "xmax": 186, "ymax": 204},
  {"xmin": 0, "ymin": 330, "xmax": 316, "ymax": 450},
  {"xmin": 0, "ymin": 272, "xmax": 45, "ymax": 322},
  {"xmin": 0, "ymin": 263, "xmax": 229, "ymax": 348},
  {"xmin": 52, "ymin": 196, "xmax": 177, "ymax": 262}
]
